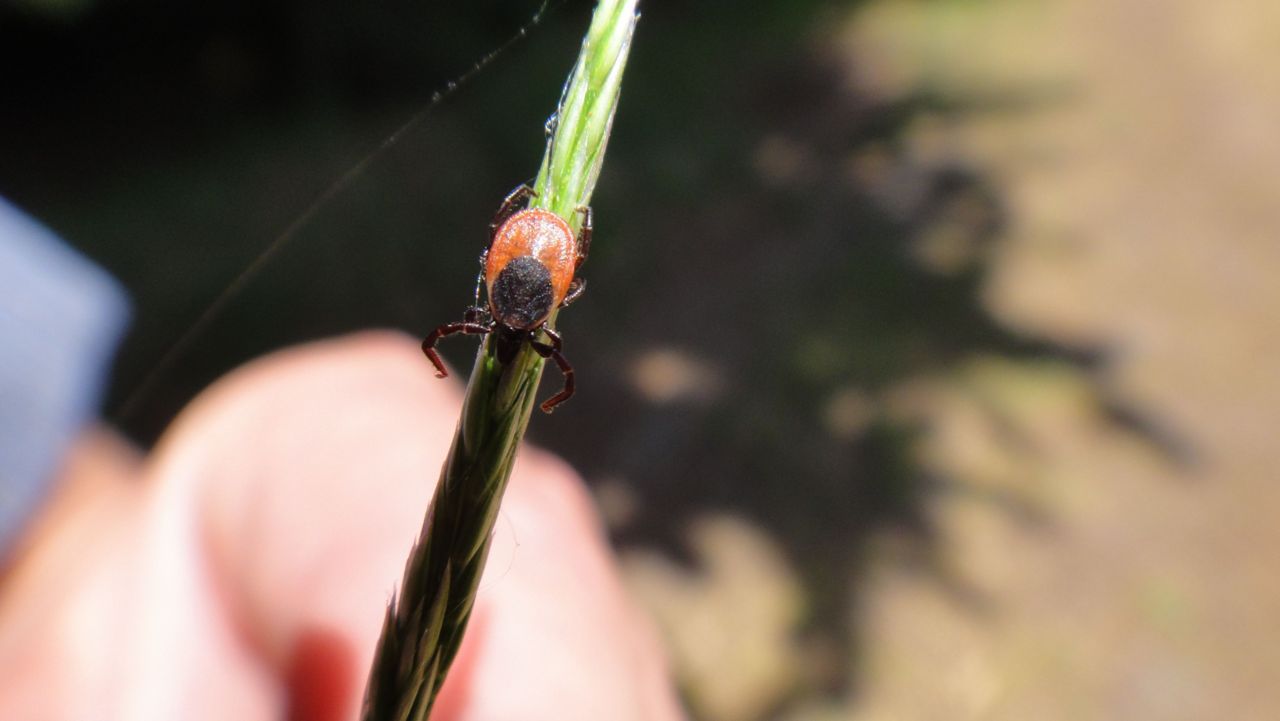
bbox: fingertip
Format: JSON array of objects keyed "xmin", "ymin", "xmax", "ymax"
[{"xmin": 150, "ymin": 330, "xmax": 463, "ymax": 669}]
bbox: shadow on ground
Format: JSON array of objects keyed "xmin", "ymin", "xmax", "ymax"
[{"xmin": 540, "ymin": 37, "xmax": 1189, "ymax": 710}]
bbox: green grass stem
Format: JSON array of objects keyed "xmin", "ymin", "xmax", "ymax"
[{"xmin": 360, "ymin": 2, "xmax": 639, "ymax": 719}]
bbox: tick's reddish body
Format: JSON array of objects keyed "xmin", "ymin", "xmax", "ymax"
[
  {"xmin": 421, "ymin": 184, "xmax": 591, "ymax": 413},
  {"xmin": 486, "ymin": 208, "xmax": 577, "ymax": 314}
]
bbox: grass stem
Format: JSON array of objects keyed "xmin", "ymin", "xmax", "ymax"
[{"xmin": 360, "ymin": 2, "xmax": 639, "ymax": 719}]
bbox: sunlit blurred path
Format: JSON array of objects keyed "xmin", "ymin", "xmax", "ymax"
[{"xmin": 822, "ymin": 1, "xmax": 1280, "ymax": 719}]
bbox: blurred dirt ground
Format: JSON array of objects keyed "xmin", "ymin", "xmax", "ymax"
[{"xmin": 620, "ymin": 1, "xmax": 1280, "ymax": 719}]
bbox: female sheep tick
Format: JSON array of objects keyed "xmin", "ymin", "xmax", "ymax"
[{"xmin": 422, "ymin": 184, "xmax": 591, "ymax": 413}]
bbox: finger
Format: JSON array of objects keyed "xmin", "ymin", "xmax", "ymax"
[
  {"xmin": 0, "ymin": 429, "xmax": 145, "ymax": 719},
  {"xmin": 434, "ymin": 445, "xmax": 684, "ymax": 721},
  {"xmin": 0, "ymin": 428, "xmax": 281, "ymax": 721},
  {"xmin": 149, "ymin": 331, "xmax": 457, "ymax": 721},
  {"xmin": 152, "ymin": 330, "xmax": 680, "ymax": 720}
]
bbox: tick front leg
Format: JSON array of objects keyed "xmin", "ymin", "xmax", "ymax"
[
  {"xmin": 560, "ymin": 278, "xmax": 586, "ymax": 308},
  {"xmin": 539, "ymin": 325, "xmax": 563, "ymax": 350},
  {"xmin": 574, "ymin": 204, "xmax": 593, "ymax": 269},
  {"xmin": 490, "ymin": 183, "xmax": 538, "ymax": 242},
  {"xmin": 462, "ymin": 305, "xmax": 491, "ymax": 324},
  {"xmin": 530, "ymin": 336, "xmax": 575, "ymax": 413},
  {"xmin": 472, "ymin": 248, "xmax": 489, "ymax": 306},
  {"xmin": 421, "ymin": 321, "xmax": 491, "ymax": 378}
]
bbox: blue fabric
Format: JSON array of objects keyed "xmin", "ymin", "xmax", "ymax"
[{"xmin": 0, "ymin": 197, "xmax": 130, "ymax": 554}]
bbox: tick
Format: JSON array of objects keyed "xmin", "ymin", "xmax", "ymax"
[{"xmin": 422, "ymin": 184, "xmax": 591, "ymax": 413}]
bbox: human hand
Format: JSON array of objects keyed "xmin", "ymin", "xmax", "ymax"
[{"xmin": 0, "ymin": 331, "xmax": 682, "ymax": 721}]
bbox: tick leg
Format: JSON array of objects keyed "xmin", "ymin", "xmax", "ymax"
[
  {"xmin": 540, "ymin": 326, "xmax": 562, "ymax": 349},
  {"xmin": 490, "ymin": 184, "xmax": 538, "ymax": 242},
  {"xmin": 560, "ymin": 278, "xmax": 586, "ymax": 308},
  {"xmin": 530, "ymin": 336, "xmax": 574, "ymax": 413},
  {"xmin": 421, "ymin": 321, "xmax": 491, "ymax": 378},
  {"xmin": 472, "ymin": 248, "xmax": 489, "ymax": 306},
  {"xmin": 574, "ymin": 204, "xmax": 593, "ymax": 268}
]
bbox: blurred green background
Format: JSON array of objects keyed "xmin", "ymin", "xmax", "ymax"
[{"xmin": 4, "ymin": 0, "xmax": 1279, "ymax": 719}]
